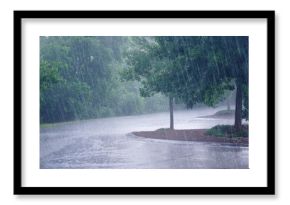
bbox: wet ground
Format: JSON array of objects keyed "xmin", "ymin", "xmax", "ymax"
[{"xmin": 40, "ymin": 107, "xmax": 248, "ymax": 169}]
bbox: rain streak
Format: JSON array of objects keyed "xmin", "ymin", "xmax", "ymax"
[{"xmin": 40, "ymin": 36, "xmax": 249, "ymax": 169}]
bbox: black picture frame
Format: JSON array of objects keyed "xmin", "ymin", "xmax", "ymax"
[{"xmin": 14, "ymin": 10, "xmax": 275, "ymax": 195}]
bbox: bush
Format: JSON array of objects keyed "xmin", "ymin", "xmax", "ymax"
[{"xmin": 207, "ymin": 125, "xmax": 248, "ymax": 138}]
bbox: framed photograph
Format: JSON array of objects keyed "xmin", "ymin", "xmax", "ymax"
[{"xmin": 14, "ymin": 10, "xmax": 275, "ymax": 195}]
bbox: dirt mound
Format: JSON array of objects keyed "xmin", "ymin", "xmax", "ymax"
[{"xmin": 132, "ymin": 128, "xmax": 248, "ymax": 146}]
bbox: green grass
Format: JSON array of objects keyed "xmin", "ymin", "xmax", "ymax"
[
  {"xmin": 40, "ymin": 120, "xmax": 79, "ymax": 128},
  {"xmin": 40, "ymin": 123, "xmax": 60, "ymax": 128},
  {"xmin": 207, "ymin": 124, "xmax": 248, "ymax": 138}
]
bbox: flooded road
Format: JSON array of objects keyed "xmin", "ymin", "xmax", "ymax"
[{"xmin": 40, "ymin": 107, "xmax": 248, "ymax": 169}]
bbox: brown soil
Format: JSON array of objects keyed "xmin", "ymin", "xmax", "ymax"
[{"xmin": 132, "ymin": 128, "xmax": 248, "ymax": 146}]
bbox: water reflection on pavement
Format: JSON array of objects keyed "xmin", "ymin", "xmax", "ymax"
[{"xmin": 40, "ymin": 108, "xmax": 248, "ymax": 169}]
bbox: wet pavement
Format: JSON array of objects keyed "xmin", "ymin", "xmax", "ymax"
[{"xmin": 40, "ymin": 107, "xmax": 248, "ymax": 169}]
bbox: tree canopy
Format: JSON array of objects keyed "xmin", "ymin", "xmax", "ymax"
[
  {"xmin": 40, "ymin": 36, "xmax": 248, "ymax": 130},
  {"xmin": 40, "ymin": 36, "xmax": 169, "ymax": 123},
  {"xmin": 123, "ymin": 36, "xmax": 248, "ymax": 129}
]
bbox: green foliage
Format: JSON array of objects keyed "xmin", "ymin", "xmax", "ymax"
[
  {"xmin": 207, "ymin": 125, "xmax": 248, "ymax": 138},
  {"xmin": 124, "ymin": 36, "xmax": 249, "ymax": 120},
  {"xmin": 40, "ymin": 36, "xmax": 249, "ymax": 124},
  {"xmin": 40, "ymin": 36, "xmax": 169, "ymax": 123}
]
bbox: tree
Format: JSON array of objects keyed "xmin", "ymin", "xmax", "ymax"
[
  {"xmin": 124, "ymin": 36, "xmax": 248, "ymax": 130},
  {"xmin": 205, "ymin": 37, "xmax": 248, "ymax": 130},
  {"xmin": 159, "ymin": 36, "xmax": 248, "ymax": 130},
  {"xmin": 40, "ymin": 36, "xmax": 117, "ymax": 122},
  {"xmin": 123, "ymin": 37, "xmax": 181, "ymax": 129},
  {"xmin": 40, "ymin": 36, "xmax": 170, "ymax": 123}
]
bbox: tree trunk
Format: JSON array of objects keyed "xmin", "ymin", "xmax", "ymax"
[
  {"xmin": 169, "ymin": 96, "xmax": 174, "ymax": 130},
  {"xmin": 235, "ymin": 80, "xmax": 243, "ymax": 131}
]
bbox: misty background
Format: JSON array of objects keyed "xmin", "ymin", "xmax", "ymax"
[{"xmin": 40, "ymin": 36, "xmax": 236, "ymax": 124}]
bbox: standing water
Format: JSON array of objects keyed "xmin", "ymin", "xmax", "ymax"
[{"xmin": 40, "ymin": 107, "xmax": 248, "ymax": 169}]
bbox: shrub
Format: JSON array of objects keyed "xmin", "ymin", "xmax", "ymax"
[{"xmin": 207, "ymin": 125, "xmax": 248, "ymax": 138}]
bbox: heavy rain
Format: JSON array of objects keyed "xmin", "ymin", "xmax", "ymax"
[{"xmin": 40, "ymin": 36, "xmax": 249, "ymax": 169}]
